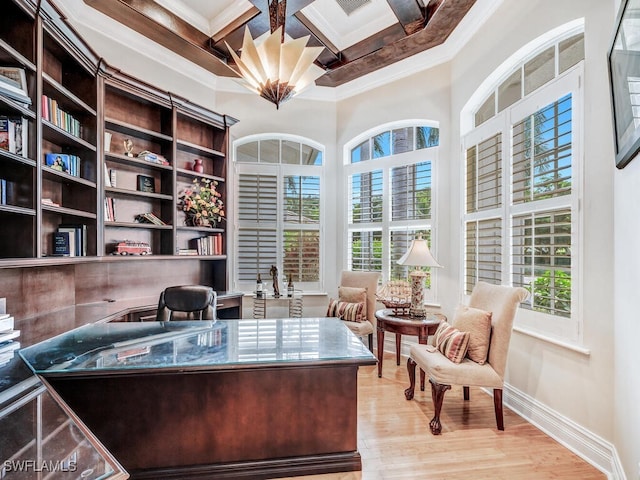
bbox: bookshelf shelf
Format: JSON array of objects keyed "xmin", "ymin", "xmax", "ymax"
[
  {"xmin": 0, "ymin": 203, "xmax": 36, "ymax": 216},
  {"xmin": 105, "ymin": 221, "xmax": 172, "ymax": 230},
  {"xmin": 176, "ymin": 139, "xmax": 224, "ymax": 158},
  {"xmin": 42, "ymin": 166, "xmax": 97, "ymax": 188},
  {"xmin": 105, "ymin": 152, "xmax": 172, "ymax": 171},
  {"xmin": 41, "ymin": 204, "xmax": 97, "ymax": 220},
  {"xmin": 105, "ymin": 186, "xmax": 172, "ymax": 201},
  {"xmin": 105, "ymin": 117, "xmax": 173, "ymax": 143}
]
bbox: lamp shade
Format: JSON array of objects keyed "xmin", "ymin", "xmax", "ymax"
[{"xmin": 397, "ymin": 234, "xmax": 442, "ymax": 268}]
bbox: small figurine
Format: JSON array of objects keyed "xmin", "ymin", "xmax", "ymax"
[
  {"xmin": 124, "ymin": 138, "xmax": 134, "ymax": 157},
  {"xmin": 270, "ymin": 265, "xmax": 280, "ymax": 297}
]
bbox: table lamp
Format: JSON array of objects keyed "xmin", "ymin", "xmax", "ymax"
[{"xmin": 397, "ymin": 233, "xmax": 442, "ymax": 318}]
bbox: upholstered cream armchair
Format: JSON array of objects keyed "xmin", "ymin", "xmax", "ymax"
[
  {"xmin": 337, "ymin": 270, "xmax": 381, "ymax": 351},
  {"xmin": 404, "ymin": 281, "xmax": 529, "ymax": 434}
]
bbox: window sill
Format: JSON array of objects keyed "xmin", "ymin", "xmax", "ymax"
[{"xmin": 512, "ymin": 325, "xmax": 591, "ymax": 356}]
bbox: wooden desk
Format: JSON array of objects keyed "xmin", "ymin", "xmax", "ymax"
[
  {"xmin": 375, "ymin": 309, "xmax": 445, "ymax": 379},
  {"xmin": 21, "ymin": 318, "xmax": 376, "ymax": 479}
]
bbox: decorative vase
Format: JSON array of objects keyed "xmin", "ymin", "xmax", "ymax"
[
  {"xmin": 186, "ymin": 214, "xmax": 213, "ymax": 228},
  {"xmin": 193, "ymin": 159, "xmax": 204, "ymax": 173}
]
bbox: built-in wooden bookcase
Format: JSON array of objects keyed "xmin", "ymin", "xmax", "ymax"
[
  {"xmin": 0, "ymin": 1, "xmax": 37, "ymax": 259},
  {"xmin": 102, "ymin": 76, "xmax": 175, "ymax": 256},
  {"xmin": 39, "ymin": 21, "xmax": 99, "ymax": 257},
  {"xmin": 0, "ymin": 0, "xmax": 237, "ymax": 294},
  {"xmin": 174, "ymin": 101, "xmax": 230, "ymax": 259}
]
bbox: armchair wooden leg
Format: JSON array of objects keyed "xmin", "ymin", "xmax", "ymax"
[
  {"xmin": 429, "ymin": 379, "xmax": 451, "ymax": 435},
  {"xmin": 404, "ymin": 357, "xmax": 417, "ymax": 400},
  {"xmin": 463, "ymin": 386, "xmax": 470, "ymax": 400},
  {"xmin": 493, "ymin": 388, "xmax": 504, "ymax": 430},
  {"xmin": 368, "ymin": 333, "xmax": 373, "ymax": 352}
]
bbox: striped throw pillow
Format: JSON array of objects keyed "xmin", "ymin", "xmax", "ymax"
[
  {"xmin": 434, "ymin": 321, "xmax": 470, "ymax": 364},
  {"xmin": 326, "ymin": 299, "xmax": 365, "ymax": 322}
]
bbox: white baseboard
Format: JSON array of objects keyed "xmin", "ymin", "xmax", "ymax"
[{"xmin": 502, "ymin": 383, "xmax": 624, "ymax": 480}]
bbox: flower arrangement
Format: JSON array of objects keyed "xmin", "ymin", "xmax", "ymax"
[{"xmin": 178, "ymin": 177, "xmax": 224, "ymax": 227}]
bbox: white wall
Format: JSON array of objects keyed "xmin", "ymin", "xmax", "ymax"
[
  {"xmin": 64, "ymin": 0, "xmax": 638, "ymax": 476},
  {"xmin": 614, "ymin": 136, "xmax": 640, "ymax": 479}
]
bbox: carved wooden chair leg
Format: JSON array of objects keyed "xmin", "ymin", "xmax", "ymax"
[
  {"xmin": 463, "ymin": 386, "xmax": 470, "ymax": 400},
  {"xmin": 404, "ymin": 357, "xmax": 417, "ymax": 400},
  {"xmin": 420, "ymin": 369, "xmax": 426, "ymax": 391},
  {"xmin": 493, "ymin": 388, "xmax": 504, "ymax": 430},
  {"xmin": 368, "ymin": 333, "xmax": 373, "ymax": 352},
  {"xmin": 429, "ymin": 379, "xmax": 451, "ymax": 435}
]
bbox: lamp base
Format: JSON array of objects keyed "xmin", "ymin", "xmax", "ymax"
[{"xmin": 409, "ymin": 270, "xmax": 427, "ymax": 319}]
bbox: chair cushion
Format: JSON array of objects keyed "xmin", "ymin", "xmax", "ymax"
[
  {"xmin": 338, "ymin": 286, "xmax": 368, "ymax": 319},
  {"xmin": 341, "ymin": 319, "xmax": 374, "ymax": 336},
  {"xmin": 410, "ymin": 344, "xmax": 503, "ymax": 388},
  {"xmin": 453, "ymin": 304, "xmax": 492, "ymax": 364},
  {"xmin": 326, "ymin": 298, "xmax": 365, "ymax": 322},
  {"xmin": 434, "ymin": 321, "xmax": 470, "ymax": 364}
]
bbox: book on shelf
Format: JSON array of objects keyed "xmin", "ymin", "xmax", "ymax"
[
  {"xmin": 41, "ymin": 94, "xmax": 82, "ymax": 137},
  {"xmin": 0, "ymin": 116, "xmax": 28, "ymax": 156},
  {"xmin": 137, "ymin": 150, "xmax": 169, "ymax": 166},
  {"xmin": 136, "ymin": 174, "xmax": 155, "ymax": 193},
  {"xmin": 188, "ymin": 233, "xmax": 223, "ymax": 256},
  {"xmin": 0, "ymin": 178, "xmax": 7, "ymax": 205},
  {"xmin": 45, "ymin": 153, "xmax": 81, "ymax": 177},
  {"xmin": 53, "ymin": 230, "xmax": 73, "ymax": 256},
  {"xmin": 135, "ymin": 212, "xmax": 166, "ymax": 226},
  {"xmin": 41, "ymin": 198, "xmax": 60, "ymax": 207},
  {"xmin": 0, "ymin": 66, "xmax": 30, "ymax": 105},
  {"xmin": 105, "ymin": 197, "xmax": 116, "ymax": 221},
  {"xmin": 177, "ymin": 248, "xmax": 198, "ymax": 256},
  {"xmin": 104, "ymin": 163, "xmax": 117, "ymax": 187},
  {"xmin": 58, "ymin": 223, "xmax": 87, "ymax": 256}
]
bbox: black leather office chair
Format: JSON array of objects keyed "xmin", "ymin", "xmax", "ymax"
[{"xmin": 156, "ymin": 285, "xmax": 217, "ymax": 321}]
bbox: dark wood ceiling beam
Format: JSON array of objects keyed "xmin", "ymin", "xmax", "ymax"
[
  {"xmin": 386, "ymin": 0, "xmax": 427, "ymax": 35},
  {"xmin": 316, "ymin": 0, "xmax": 476, "ymax": 87},
  {"xmin": 210, "ymin": 6, "xmax": 261, "ymax": 44},
  {"xmin": 83, "ymin": 0, "xmax": 236, "ymax": 76}
]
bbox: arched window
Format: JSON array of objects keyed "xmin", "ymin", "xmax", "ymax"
[
  {"xmin": 344, "ymin": 121, "xmax": 440, "ymax": 302},
  {"xmin": 462, "ymin": 24, "xmax": 584, "ymax": 341},
  {"xmin": 233, "ymin": 135, "xmax": 324, "ymax": 293}
]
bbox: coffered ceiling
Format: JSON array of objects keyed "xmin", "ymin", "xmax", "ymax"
[{"xmin": 82, "ymin": 0, "xmax": 478, "ymax": 88}]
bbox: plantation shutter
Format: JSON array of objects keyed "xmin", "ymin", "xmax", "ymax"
[
  {"xmin": 237, "ymin": 173, "xmax": 278, "ymax": 281},
  {"xmin": 512, "ymin": 209, "xmax": 571, "ymax": 317},
  {"xmin": 466, "ymin": 133, "xmax": 502, "ymax": 213},
  {"xmin": 349, "ymin": 170, "xmax": 383, "ymax": 223},
  {"xmin": 512, "ymin": 94, "xmax": 572, "ymax": 204},
  {"xmin": 350, "ymin": 230, "xmax": 382, "ymax": 272},
  {"xmin": 391, "ymin": 161, "xmax": 432, "ymax": 221},
  {"xmin": 465, "ymin": 218, "xmax": 502, "ymax": 294}
]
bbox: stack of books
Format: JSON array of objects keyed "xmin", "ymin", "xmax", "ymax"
[
  {"xmin": 137, "ymin": 150, "xmax": 169, "ymax": 166},
  {"xmin": 135, "ymin": 212, "xmax": 166, "ymax": 225},
  {"xmin": 0, "ymin": 299, "xmax": 20, "ymax": 367},
  {"xmin": 188, "ymin": 233, "xmax": 223, "ymax": 255}
]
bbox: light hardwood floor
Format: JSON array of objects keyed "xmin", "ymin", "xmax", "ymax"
[{"xmin": 284, "ymin": 352, "xmax": 606, "ymax": 480}]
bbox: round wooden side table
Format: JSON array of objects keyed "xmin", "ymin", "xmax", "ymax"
[{"xmin": 375, "ymin": 309, "xmax": 446, "ymax": 380}]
